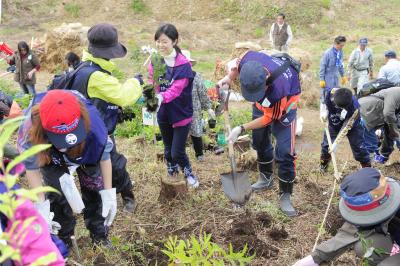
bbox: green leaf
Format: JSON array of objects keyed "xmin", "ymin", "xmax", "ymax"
[
  {"xmin": 6, "ymin": 144, "xmax": 51, "ymax": 174},
  {"xmin": 0, "ymin": 245, "xmax": 19, "ymax": 263},
  {"xmin": 0, "ymin": 118, "xmax": 23, "ymax": 159},
  {"xmin": 5, "ymin": 175, "xmax": 18, "ymax": 190}
]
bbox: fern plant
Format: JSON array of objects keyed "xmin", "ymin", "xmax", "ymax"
[
  {"xmin": 0, "ymin": 116, "xmax": 58, "ymax": 265},
  {"xmin": 162, "ymin": 233, "xmax": 255, "ymax": 265}
]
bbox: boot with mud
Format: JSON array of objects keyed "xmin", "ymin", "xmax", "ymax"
[
  {"xmin": 320, "ymin": 154, "xmax": 331, "ymax": 173},
  {"xmin": 121, "ymin": 189, "xmax": 137, "ymax": 213},
  {"xmin": 279, "ymin": 181, "xmax": 297, "ymax": 217},
  {"xmin": 251, "ymin": 160, "xmax": 273, "ymax": 191}
]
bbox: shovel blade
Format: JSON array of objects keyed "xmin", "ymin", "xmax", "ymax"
[{"xmin": 220, "ymin": 171, "xmax": 252, "ymax": 205}]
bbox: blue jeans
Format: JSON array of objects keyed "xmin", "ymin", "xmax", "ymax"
[
  {"xmin": 321, "ymin": 121, "xmax": 370, "ymax": 164},
  {"xmin": 158, "ymin": 121, "xmax": 191, "ymax": 169},
  {"xmin": 251, "ymin": 105, "xmax": 297, "ymax": 183},
  {"xmin": 19, "ymin": 83, "xmax": 36, "ymax": 95},
  {"xmin": 361, "ymin": 124, "xmax": 379, "ymax": 154}
]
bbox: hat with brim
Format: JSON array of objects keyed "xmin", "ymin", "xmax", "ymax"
[
  {"xmin": 239, "ymin": 61, "xmax": 266, "ymax": 102},
  {"xmin": 88, "ymin": 23, "xmax": 127, "ymax": 59},
  {"xmin": 339, "ymin": 170, "xmax": 400, "ymax": 227},
  {"xmin": 40, "ymin": 90, "xmax": 88, "ymax": 150},
  {"xmin": 45, "ymin": 118, "xmax": 87, "ymax": 150}
]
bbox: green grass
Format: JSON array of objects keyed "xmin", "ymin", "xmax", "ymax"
[
  {"xmin": 130, "ymin": 0, "xmax": 150, "ymax": 14},
  {"xmin": 64, "ymin": 3, "xmax": 81, "ymax": 18},
  {"xmin": 253, "ymin": 27, "xmax": 265, "ymax": 38},
  {"xmin": 320, "ymin": 0, "xmax": 331, "ymax": 9}
]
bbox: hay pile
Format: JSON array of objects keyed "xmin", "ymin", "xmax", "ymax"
[{"xmin": 33, "ymin": 23, "xmax": 89, "ymax": 73}]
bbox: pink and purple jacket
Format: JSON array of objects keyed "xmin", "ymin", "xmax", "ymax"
[
  {"xmin": 148, "ymin": 53, "xmax": 194, "ymax": 127},
  {"xmin": 6, "ymin": 200, "xmax": 65, "ymax": 265}
]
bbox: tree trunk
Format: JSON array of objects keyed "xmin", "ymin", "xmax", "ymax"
[{"xmin": 158, "ymin": 175, "xmax": 188, "ymax": 203}]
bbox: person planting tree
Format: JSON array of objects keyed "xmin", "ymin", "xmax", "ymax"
[
  {"xmin": 146, "ymin": 23, "xmax": 198, "ymax": 188},
  {"xmin": 217, "ymin": 50, "xmax": 301, "ymax": 216},
  {"xmin": 17, "ymin": 90, "xmax": 117, "ymax": 248}
]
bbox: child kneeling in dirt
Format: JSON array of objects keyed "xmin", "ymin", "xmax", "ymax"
[
  {"xmin": 293, "ymin": 168, "xmax": 400, "ymax": 266},
  {"xmin": 319, "ymin": 87, "xmax": 371, "ymax": 172},
  {"xmin": 17, "ymin": 90, "xmax": 117, "ymax": 248}
]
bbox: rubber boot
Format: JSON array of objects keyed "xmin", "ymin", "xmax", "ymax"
[
  {"xmin": 167, "ymin": 162, "xmax": 179, "ymax": 176},
  {"xmin": 183, "ymin": 166, "xmax": 199, "ymax": 188},
  {"xmin": 279, "ymin": 181, "xmax": 297, "ymax": 217},
  {"xmin": 320, "ymin": 154, "xmax": 331, "ymax": 173},
  {"xmin": 251, "ymin": 160, "xmax": 273, "ymax": 191},
  {"xmin": 121, "ymin": 189, "xmax": 137, "ymax": 213}
]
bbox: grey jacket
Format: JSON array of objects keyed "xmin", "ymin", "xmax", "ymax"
[
  {"xmin": 190, "ymin": 73, "xmax": 211, "ymax": 137},
  {"xmin": 359, "ymin": 87, "xmax": 400, "ymax": 135}
]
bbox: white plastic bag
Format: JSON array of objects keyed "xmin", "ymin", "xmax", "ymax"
[{"xmin": 59, "ymin": 173, "xmax": 85, "ymax": 214}]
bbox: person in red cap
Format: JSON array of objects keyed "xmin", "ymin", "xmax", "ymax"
[
  {"xmin": 293, "ymin": 168, "xmax": 400, "ymax": 266},
  {"xmin": 17, "ymin": 89, "xmax": 116, "ymax": 247}
]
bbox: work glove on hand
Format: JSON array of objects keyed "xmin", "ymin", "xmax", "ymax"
[
  {"xmin": 228, "ymin": 126, "xmax": 244, "ymax": 143},
  {"xmin": 99, "ymin": 188, "xmax": 117, "ymax": 227},
  {"xmin": 34, "ymin": 199, "xmax": 61, "ymax": 235},
  {"xmin": 319, "ymin": 80, "xmax": 326, "ymax": 88},
  {"xmin": 375, "ymin": 129, "xmax": 382, "ymax": 138},
  {"xmin": 155, "ymin": 94, "xmax": 163, "ymax": 113},
  {"xmin": 217, "ymin": 75, "xmax": 231, "ymax": 89},
  {"xmin": 293, "ymin": 255, "xmax": 319, "ymax": 266},
  {"xmin": 207, "ymin": 108, "xmax": 216, "ymax": 120},
  {"xmin": 341, "ymin": 76, "xmax": 348, "ymax": 85},
  {"xmin": 319, "ymin": 103, "xmax": 328, "ymax": 123}
]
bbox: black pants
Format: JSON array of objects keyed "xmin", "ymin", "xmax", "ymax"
[
  {"xmin": 110, "ymin": 135, "xmax": 133, "ymax": 196},
  {"xmin": 41, "ymin": 163, "xmax": 106, "ymax": 243},
  {"xmin": 191, "ymin": 135, "xmax": 203, "ymax": 157},
  {"xmin": 158, "ymin": 122, "xmax": 191, "ymax": 169}
]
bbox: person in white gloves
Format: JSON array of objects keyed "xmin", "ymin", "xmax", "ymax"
[
  {"xmin": 319, "ymin": 87, "xmax": 370, "ymax": 173},
  {"xmin": 218, "ymin": 50, "xmax": 301, "ymax": 217},
  {"xmin": 17, "ymin": 89, "xmax": 117, "ymax": 248},
  {"xmin": 181, "ymin": 50, "xmax": 215, "ymax": 161}
]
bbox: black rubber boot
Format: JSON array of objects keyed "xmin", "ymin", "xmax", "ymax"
[
  {"xmin": 360, "ymin": 161, "xmax": 372, "ymax": 168},
  {"xmin": 121, "ymin": 189, "xmax": 137, "ymax": 213},
  {"xmin": 320, "ymin": 154, "xmax": 331, "ymax": 173},
  {"xmin": 279, "ymin": 181, "xmax": 297, "ymax": 217},
  {"xmin": 251, "ymin": 160, "xmax": 273, "ymax": 191}
]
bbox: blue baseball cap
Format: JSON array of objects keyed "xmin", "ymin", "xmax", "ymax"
[
  {"xmin": 359, "ymin": 38, "xmax": 368, "ymax": 45},
  {"xmin": 384, "ymin": 50, "xmax": 397, "ymax": 58},
  {"xmin": 239, "ymin": 61, "xmax": 266, "ymax": 102},
  {"xmin": 339, "ymin": 168, "xmax": 400, "ymax": 227}
]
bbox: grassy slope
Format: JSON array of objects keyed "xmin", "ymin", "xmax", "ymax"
[{"xmin": 2, "ymin": 0, "xmax": 400, "ymax": 265}]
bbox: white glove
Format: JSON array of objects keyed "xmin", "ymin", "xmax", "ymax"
[
  {"xmin": 207, "ymin": 109, "xmax": 216, "ymax": 120},
  {"xmin": 292, "ymin": 255, "xmax": 319, "ymax": 266},
  {"xmin": 59, "ymin": 173, "xmax": 85, "ymax": 214},
  {"xmin": 99, "ymin": 188, "xmax": 117, "ymax": 227},
  {"xmin": 329, "ymin": 142, "xmax": 337, "ymax": 154},
  {"xmin": 319, "ymin": 104, "xmax": 328, "ymax": 123},
  {"xmin": 228, "ymin": 126, "xmax": 243, "ymax": 143},
  {"xmin": 156, "ymin": 94, "xmax": 163, "ymax": 113},
  {"xmin": 217, "ymin": 75, "xmax": 231, "ymax": 89},
  {"xmin": 34, "ymin": 199, "xmax": 61, "ymax": 235},
  {"xmin": 375, "ymin": 129, "xmax": 382, "ymax": 138}
]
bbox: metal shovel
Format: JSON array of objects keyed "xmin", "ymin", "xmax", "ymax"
[{"xmin": 220, "ymin": 91, "xmax": 252, "ymax": 205}]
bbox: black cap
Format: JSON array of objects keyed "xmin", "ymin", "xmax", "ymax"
[{"xmin": 87, "ymin": 23, "xmax": 127, "ymax": 59}]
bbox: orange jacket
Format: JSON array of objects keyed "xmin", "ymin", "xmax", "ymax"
[{"xmin": 255, "ymin": 94, "xmax": 300, "ymax": 126}]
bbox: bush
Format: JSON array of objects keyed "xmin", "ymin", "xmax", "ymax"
[
  {"xmin": 64, "ymin": 3, "xmax": 81, "ymax": 18},
  {"xmin": 130, "ymin": 0, "xmax": 149, "ymax": 14}
]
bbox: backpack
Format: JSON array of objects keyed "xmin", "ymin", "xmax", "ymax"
[
  {"xmin": 266, "ymin": 53, "xmax": 301, "ymax": 85},
  {"xmin": 48, "ymin": 61, "xmax": 96, "ymax": 91},
  {"xmin": 357, "ymin": 78, "xmax": 397, "ymax": 98}
]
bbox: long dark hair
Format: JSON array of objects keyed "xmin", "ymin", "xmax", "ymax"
[
  {"xmin": 65, "ymin": 52, "xmax": 81, "ymax": 69},
  {"xmin": 17, "ymin": 41, "xmax": 30, "ymax": 54},
  {"xmin": 154, "ymin": 23, "xmax": 182, "ymax": 54}
]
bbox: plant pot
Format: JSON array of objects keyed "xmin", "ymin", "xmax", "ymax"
[
  {"xmin": 208, "ymin": 119, "xmax": 216, "ymax": 129},
  {"xmin": 234, "ymin": 138, "xmax": 251, "ymax": 152}
]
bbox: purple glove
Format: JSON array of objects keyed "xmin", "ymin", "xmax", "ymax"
[{"xmin": 374, "ymin": 154, "xmax": 388, "ymax": 164}]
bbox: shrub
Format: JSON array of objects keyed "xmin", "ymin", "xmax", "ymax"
[{"xmin": 64, "ymin": 3, "xmax": 81, "ymax": 18}]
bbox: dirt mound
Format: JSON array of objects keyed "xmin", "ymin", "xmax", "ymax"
[
  {"xmin": 225, "ymin": 212, "xmax": 279, "ymax": 258},
  {"xmin": 325, "ymin": 204, "xmax": 345, "ymax": 236},
  {"xmin": 269, "ymin": 227, "xmax": 289, "ymax": 241},
  {"xmin": 34, "ymin": 23, "xmax": 89, "ymax": 73}
]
